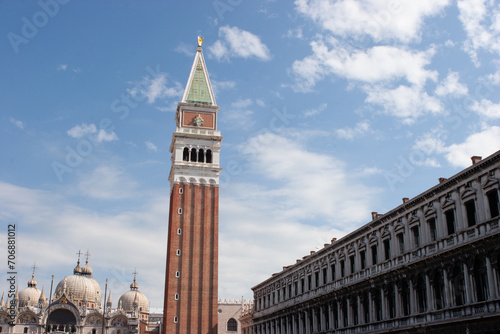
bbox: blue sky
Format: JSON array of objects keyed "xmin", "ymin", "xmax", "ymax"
[{"xmin": 1, "ymin": 0, "xmax": 499, "ymax": 309}]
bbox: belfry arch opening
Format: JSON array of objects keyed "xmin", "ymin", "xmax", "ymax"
[{"xmin": 182, "ymin": 147, "xmax": 213, "ymax": 163}]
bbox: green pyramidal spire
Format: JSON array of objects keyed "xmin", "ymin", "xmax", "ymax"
[{"xmin": 182, "ymin": 38, "xmax": 216, "ymax": 105}]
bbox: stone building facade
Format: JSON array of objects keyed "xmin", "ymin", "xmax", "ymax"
[
  {"xmin": 217, "ymin": 299, "xmax": 253, "ymax": 334},
  {"xmin": 241, "ymin": 151, "xmax": 500, "ymax": 334}
]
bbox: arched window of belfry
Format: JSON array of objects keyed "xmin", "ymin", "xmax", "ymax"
[
  {"xmin": 206, "ymin": 149, "xmax": 212, "ymax": 163},
  {"xmin": 183, "ymin": 148, "xmax": 189, "ymax": 161},
  {"xmin": 198, "ymin": 149, "xmax": 205, "ymax": 163},
  {"xmin": 190, "ymin": 148, "xmax": 197, "ymax": 162}
]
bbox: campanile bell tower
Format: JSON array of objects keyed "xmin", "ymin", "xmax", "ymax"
[{"xmin": 162, "ymin": 37, "xmax": 222, "ymax": 334}]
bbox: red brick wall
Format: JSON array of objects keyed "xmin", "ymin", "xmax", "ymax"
[{"xmin": 163, "ymin": 183, "xmax": 219, "ymax": 334}]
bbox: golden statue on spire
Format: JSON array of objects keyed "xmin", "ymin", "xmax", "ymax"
[{"xmin": 198, "ymin": 36, "xmax": 203, "ymax": 47}]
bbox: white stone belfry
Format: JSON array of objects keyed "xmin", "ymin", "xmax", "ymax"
[{"xmin": 169, "ymin": 41, "xmax": 223, "ymax": 186}]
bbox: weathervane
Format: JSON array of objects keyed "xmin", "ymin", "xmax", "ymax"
[{"xmin": 198, "ymin": 36, "xmax": 203, "ymax": 47}]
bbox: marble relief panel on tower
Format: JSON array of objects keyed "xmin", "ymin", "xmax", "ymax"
[{"xmin": 181, "ymin": 110, "xmax": 215, "ymax": 129}]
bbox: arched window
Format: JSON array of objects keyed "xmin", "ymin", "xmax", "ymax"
[
  {"xmin": 23, "ymin": 328, "xmax": 28, "ymax": 334},
  {"xmin": 92, "ymin": 329, "xmax": 97, "ymax": 334},
  {"xmin": 190, "ymin": 148, "xmax": 197, "ymax": 162},
  {"xmin": 206, "ymin": 149, "xmax": 212, "ymax": 163},
  {"xmin": 198, "ymin": 149, "xmax": 205, "ymax": 163},
  {"xmin": 182, "ymin": 148, "xmax": 189, "ymax": 161},
  {"xmin": 0, "ymin": 327, "xmax": 3, "ymax": 333},
  {"xmin": 227, "ymin": 318, "xmax": 238, "ymax": 332}
]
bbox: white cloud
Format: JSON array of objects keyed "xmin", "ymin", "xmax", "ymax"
[
  {"xmin": 335, "ymin": 120, "xmax": 371, "ymax": 139},
  {"xmin": 471, "ymin": 99, "xmax": 500, "ymax": 118},
  {"xmin": 458, "ymin": 0, "xmax": 500, "ymax": 65},
  {"xmin": 67, "ymin": 123, "xmax": 118, "ymax": 143},
  {"xmin": 221, "ymin": 98, "xmax": 255, "ymax": 128},
  {"xmin": 10, "ymin": 117, "xmax": 25, "ymax": 129},
  {"xmin": 212, "ymin": 80, "xmax": 236, "ymax": 97},
  {"xmin": 57, "ymin": 64, "xmax": 68, "ymax": 71},
  {"xmin": 412, "ymin": 126, "xmax": 500, "ymax": 168},
  {"xmin": 174, "ymin": 42, "xmax": 193, "ymax": 56},
  {"xmin": 78, "ymin": 166, "xmax": 138, "ymax": 200},
  {"xmin": 435, "ymin": 71, "xmax": 469, "ymax": 97},
  {"xmin": 209, "ymin": 26, "xmax": 271, "ymax": 61},
  {"xmin": 242, "ymin": 132, "xmax": 379, "ymax": 225},
  {"xmin": 413, "ymin": 131, "xmax": 447, "ymax": 155},
  {"xmin": 445, "ymin": 126, "xmax": 500, "ymax": 167},
  {"xmin": 284, "ymin": 28, "xmax": 304, "ymax": 39},
  {"xmin": 96, "ymin": 129, "xmax": 118, "ymax": 142},
  {"xmin": 127, "ymin": 74, "xmax": 183, "ymax": 104},
  {"xmin": 485, "ymin": 60, "xmax": 500, "ymax": 84},
  {"xmin": 364, "ymin": 84, "xmax": 443, "ymax": 123},
  {"xmin": 295, "ymin": 0, "xmax": 450, "ymax": 43},
  {"xmin": 67, "ymin": 123, "xmax": 97, "ymax": 138},
  {"xmin": 145, "ymin": 141, "xmax": 158, "ymax": 152},
  {"xmin": 291, "ymin": 38, "xmax": 437, "ymax": 91},
  {"xmin": 304, "ymin": 102, "xmax": 327, "ymax": 117},
  {"xmin": 357, "ymin": 166, "xmax": 384, "ymax": 176},
  {"xmin": 231, "ymin": 98, "xmax": 253, "ymax": 109}
]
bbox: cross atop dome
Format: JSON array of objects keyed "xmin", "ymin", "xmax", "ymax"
[
  {"xmin": 132, "ymin": 268, "xmax": 138, "ymax": 282},
  {"xmin": 85, "ymin": 249, "xmax": 91, "ymax": 264}
]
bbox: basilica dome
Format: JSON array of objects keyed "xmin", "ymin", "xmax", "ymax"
[
  {"xmin": 18, "ymin": 274, "xmax": 41, "ymax": 307},
  {"xmin": 118, "ymin": 279, "xmax": 149, "ymax": 313},
  {"xmin": 55, "ymin": 260, "xmax": 102, "ymax": 307}
]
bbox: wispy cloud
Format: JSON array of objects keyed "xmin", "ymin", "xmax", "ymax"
[
  {"xmin": 145, "ymin": 141, "xmax": 158, "ymax": 152},
  {"xmin": 10, "ymin": 117, "xmax": 24, "ymax": 129},
  {"xmin": 471, "ymin": 99, "xmax": 500, "ymax": 119},
  {"xmin": 458, "ymin": 0, "xmax": 500, "ymax": 65},
  {"xmin": 78, "ymin": 166, "xmax": 138, "ymax": 200},
  {"xmin": 304, "ymin": 102, "xmax": 327, "ymax": 117},
  {"xmin": 335, "ymin": 120, "xmax": 371, "ymax": 139},
  {"xmin": 221, "ymin": 98, "xmax": 255, "ymax": 128},
  {"xmin": 209, "ymin": 26, "xmax": 271, "ymax": 61},
  {"xmin": 364, "ymin": 84, "xmax": 442, "ymax": 123},
  {"xmin": 413, "ymin": 126, "xmax": 500, "ymax": 168},
  {"xmin": 127, "ymin": 74, "xmax": 183, "ymax": 104},
  {"xmin": 67, "ymin": 123, "xmax": 118, "ymax": 143},
  {"xmin": 57, "ymin": 64, "xmax": 81, "ymax": 73},
  {"xmin": 435, "ymin": 71, "xmax": 468, "ymax": 97},
  {"xmin": 174, "ymin": 42, "xmax": 193, "ymax": 56}
]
